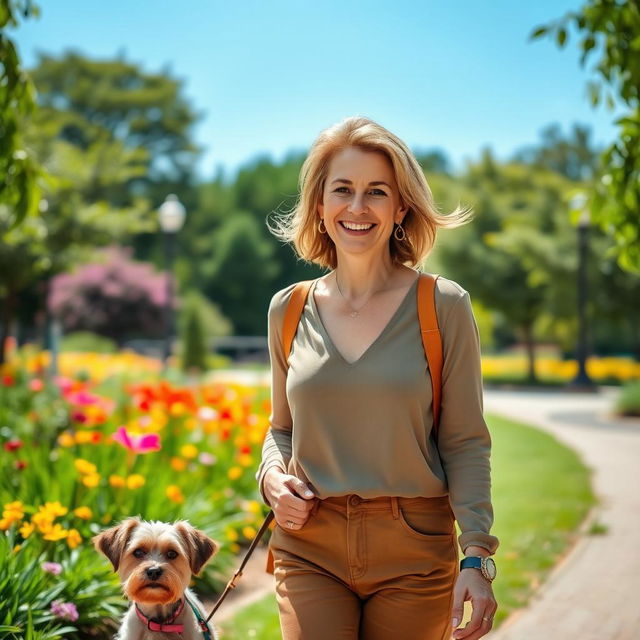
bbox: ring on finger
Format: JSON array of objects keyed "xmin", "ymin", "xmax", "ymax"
[
  {"xmin": 286, "ymin": 520, "xmax": 295, "ymax": 528},
  {"xmin": 483, "ymin": 616, "xmax": 493, "ymax": 622}
]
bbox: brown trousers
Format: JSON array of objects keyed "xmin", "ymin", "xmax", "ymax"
[{"xmin": 269, "ymin": 494, "xmax": 459, "ymax": 640}]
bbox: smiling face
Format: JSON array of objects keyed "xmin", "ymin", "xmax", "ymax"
[{"xmin": 318, "ymin": 146, "xmax": 407, "ymax": 261}]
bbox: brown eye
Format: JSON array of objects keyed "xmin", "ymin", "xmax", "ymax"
[
  {"xmin": 166, "ymin": 550, "xmax": 178, "ymax": 560},
  {"xmin": 133, "ymin": 548, "xmax": 146, "ymax": 559}
]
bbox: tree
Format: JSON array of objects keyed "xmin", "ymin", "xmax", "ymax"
[
  {"xmin": 48, "ymin": 246, "xmax": 170, "ymax": 346},
  {"xmin": 29, "ymin": 51, "xmax": 202, "ymax": 201},
  {"xmin": 0, "ymin": 0, "xmax": 43, "ymax": 229},
  {"xmin": 531, "ymin": 1, "xmax": 640, "ymax": 273},
  {"xmin": 510, "ymin": 122, "xmax": 602, "ymax": 181}
]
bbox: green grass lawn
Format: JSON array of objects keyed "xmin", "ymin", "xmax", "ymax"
[{"xmin": 220, "ymin": 412, "xmax": 596, "ymax": 638}]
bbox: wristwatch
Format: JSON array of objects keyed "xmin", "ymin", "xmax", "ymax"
[{"xmin": 460, "ymin": 556, "xmax": 497, "ymax": 583}]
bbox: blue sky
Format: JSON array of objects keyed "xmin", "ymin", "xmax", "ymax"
[{"xmin": 14, "ymin": 0, "xmax": 620, "ymax": 181}]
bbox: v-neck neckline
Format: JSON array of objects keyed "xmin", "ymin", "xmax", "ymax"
[{"xmin": 309, "ymin": 273, "xmax": 420, "ymax": 367}]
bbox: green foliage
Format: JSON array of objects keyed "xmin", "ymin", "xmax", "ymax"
[
  {"xmin": 0, "ymin": 0, "xmax": 43, "ymax": 230},
  {"xmin": 0, "ymin": 529, "xmax": 121, "ymax": 638},
  {"xmin": 615, "ymin": 380, "xmax": 640, "ymax": 417},
  {"xmin": 530, "ymin": 1, "xmax": 640, "ymax": 272},
  {"xmin": 59, "ymin": 332, "xmax": 117, "ymax": 354},
  {"xmin": 180, "ymin": 300, "xmax": 208, "ymax": 373}
]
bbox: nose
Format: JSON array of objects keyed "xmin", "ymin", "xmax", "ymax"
[
  {"xmin": 146, "ymin": 566, "xmax": 163, "ymax": 581},
  {"xmin": 347, "ymin": 192, "xmax": 367, "ymax": 214}
]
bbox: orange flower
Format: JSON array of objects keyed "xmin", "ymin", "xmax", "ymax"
[
  {"xmin": 67, "ymin": 529, "xmax": 82, "ymax": 548},
  {"xmin": 170, "ymin": 457, "xmax": 187, "ymax": 472},
  {"xmin": 166, "ymin": 485, "xmax": 184, "ymax": 503},
  {"xmin": 73, "ymin": 507, "xmax": 93, "ymax": 520},
  {"xmin": 109, "ymin": 475, "xmax": 126, "ymax": 488}
]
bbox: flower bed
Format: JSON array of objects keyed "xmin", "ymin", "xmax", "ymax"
[{"xmin": 0, "ymin": 350, "xmax": 271, "ymax": 638}]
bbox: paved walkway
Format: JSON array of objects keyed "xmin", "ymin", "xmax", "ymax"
[
  {"xmin": 483, "ymin": 387, "xmax": 640, "ymax": 640},
  {"xmin": 205, "ymin": 372, "xmax": 640, "ymax": 639}
]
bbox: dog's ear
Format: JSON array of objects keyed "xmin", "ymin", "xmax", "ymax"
[
  {"xmin": 93, "ymin": 516, "xmax": 141, "ymax": 571},
  {"xmin": 175, "ymin": 522, "xmax": 219, "ymax": 575}
]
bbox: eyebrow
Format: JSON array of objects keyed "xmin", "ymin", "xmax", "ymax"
[{"xmin": 331, "ymin": 179, "xmax": 392, "ymax": 188}]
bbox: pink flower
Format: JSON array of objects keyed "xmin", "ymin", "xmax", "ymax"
[
  {"xmin": 29, "ymin": 378, "xmax": 44, "ymax": 392},
  {"xmin": 199, "ymin": 452, "xmax": 217, "ymax": 466},
  {"xmin": 51, "ymin": 600, "xmax": 79, "ymax": 621},
  {"xmin": 112, "ymin": 426, "xmax": 161, "ymax": 454},
  {"xmin": 42, "ymin": 562, "xmax": 63, "ymax": 575}
]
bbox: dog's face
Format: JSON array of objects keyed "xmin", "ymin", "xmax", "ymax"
[{"xmin": 93, "ymin": 517, "xmax": 219, "ymax": 605}]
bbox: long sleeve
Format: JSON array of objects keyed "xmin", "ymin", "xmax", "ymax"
[
  {"xmin": 254, "ymin": 286, "xmax": 295, "ymax": 507},
  {"xmin": 436, "ymin": 290, "xmax": 500, "ymax": 556}
]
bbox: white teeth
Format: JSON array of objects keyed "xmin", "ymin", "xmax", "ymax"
[{"xmin": 341, "ymin": 221, "xmax": 374, "ymax": 231}]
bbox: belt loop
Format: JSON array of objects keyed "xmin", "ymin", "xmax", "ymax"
[{"xmin": 391, "ymin": 497, "xmax": 399, "ymax": 519}]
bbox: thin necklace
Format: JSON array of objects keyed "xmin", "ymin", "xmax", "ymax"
[{"xmin": 334, "ymin": 272, "xmax": 387, "ymax": 318}]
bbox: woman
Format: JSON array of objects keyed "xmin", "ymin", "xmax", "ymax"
[{"xmin": 255, "ymin": 116, "xmax": 499, "ymax": 640}]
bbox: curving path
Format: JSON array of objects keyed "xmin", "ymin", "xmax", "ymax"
[{"xmin": 483, "ymin": 387, "xmax": 640, "ymax": 640}]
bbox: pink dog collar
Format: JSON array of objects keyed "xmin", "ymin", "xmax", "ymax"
[{"xmin": 135, "ymin": 600, "xmax": 185, "ymax": 633}]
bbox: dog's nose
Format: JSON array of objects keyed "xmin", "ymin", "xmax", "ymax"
[{"xmin": 146, "ymin": 566, "xmax": 163, "ymax": 581}]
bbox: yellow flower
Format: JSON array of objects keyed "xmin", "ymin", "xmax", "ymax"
[
  {"xmin": 184, "ymin": 418, "xmax": 198, "ymax": 431},
  {"xmin": 229, "ymin": 542, "xmax": 240, "ymax": 553},
  {"xmin": 238, "ymin": 454, "xmax": 253, "ymax": 467},
  {"xmin": 109, "ymin": 474, "xmax": 126, "ymax": 488},
  {"xmin": 126, "ymin": 474, "xmax": 146, "ymax": 489},
  {"xmin": 13, "ymin": 544, "xmax": 21, "ymax": 553},
  {"xmin": 66, "ymin": 529, "xmax": 82, "ymax": 548},
  {"xmin": 180, "ymin": 444, "xmax": 198, "ymax": 459},
  {"xmin": 43, "ymin": 524, "xmax": 69, "ymax": 541},
  {"xmin": 73, "ymin": 506, "xmax": 93, "ymax": 520},
  {"xmin": 242, "ymin": 526, "xmax": 257, "ymax": 540},
  {"xmin": 2, "ymin": 501, "xmax": 24, "ymax": 527},
  {"xmin": 74, "ymin": 459, "xmax": 97, "ymax": 475},
  {"xmin": 225, "ymin": 527, "xmax": 238, "ymax": 542},
  {"xmin": 32, "ymin": 511, "xmax": 55, "ymax": 533},
  {"xmin": 82, "ymin": 473, "xmax": 101, "ymax": 488},
  {"xmin": 170, "ymin": 402, "xmax": 186, "ymax": 417},
  {"xmin": 227, "ymin": 466, "xmax": 242, "ymax": 480},
  {"xmin": 58, "ymin": 432, "xmax": 75, "ymax": 447},
  {"xmin": 166, "ymin": 485, "xmax": 184, "ymax": 503},
  {"xmin": 19, "ymin": 521, "xmax": 34, "ymax": 538},
  {"xmin": 42, "ymin": 502, "xmax": 68, "ymax": 518},
  {"xmin": 244, "ymin": 500, "xmax": 261, "ymax": 514},
  {"xmin": 75, "ymin": 431, "xmax": 94, "ymax": 444},
  {"xmin": 170, "ymin": 457, "xmax": 187, "ymax": 471}
]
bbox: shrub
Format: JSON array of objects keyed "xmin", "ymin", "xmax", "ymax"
[{"xmin": 615, "ymin": 380, "xmax": 640, "ymax": 416}]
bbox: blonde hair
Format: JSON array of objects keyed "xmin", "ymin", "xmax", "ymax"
[{"xmin": 267, "ymin": 115, "xmax": 473, "ymax": 270}]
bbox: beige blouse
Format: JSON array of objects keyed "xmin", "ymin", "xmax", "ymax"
[{"xmin": 255, "ymin": 271, "xmax": 499, "ymax": 556}]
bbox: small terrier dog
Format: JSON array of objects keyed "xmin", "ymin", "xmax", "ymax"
[{"xmin": 94, "ymin": 517, "xmax": 220, "ymax": 640}]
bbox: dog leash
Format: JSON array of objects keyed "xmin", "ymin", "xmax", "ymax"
[{"xmin": 204, "ymin": 510, "xmax": 275, "ymax": 625}]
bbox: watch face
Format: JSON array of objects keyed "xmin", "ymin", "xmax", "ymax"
[{"xmin": 483, "ymin": 557, "xmax": 497, "ymax": 579}]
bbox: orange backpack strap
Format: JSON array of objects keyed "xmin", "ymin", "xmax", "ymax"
[
  {"xmin": 417, "ymin": 273, "xmax": 443, "ymax": 439},
  {"xmin": 282, "ymin": 279, "xmax": 316, "ymax": 361}
]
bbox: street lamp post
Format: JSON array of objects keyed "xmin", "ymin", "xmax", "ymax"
[
  {"xmin": 569, "ymin": 192, "xmax": 595, "ymax": 389},
  {"xmin": 158, "ymin": 194, "xmax": 186, "ymax": 368}
]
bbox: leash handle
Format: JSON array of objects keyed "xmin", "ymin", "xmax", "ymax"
[{"xmin": 205, "ymin": 510, "xmax": 275, "ymax": 623}]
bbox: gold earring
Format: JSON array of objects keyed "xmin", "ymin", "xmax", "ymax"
[
  {"xmin": 318, "ymin": 219, "xmax": 327, "ymax": 234},
  {"xmin": 394, "ymin": 223, "xmax": 406, "ymax": 241}
]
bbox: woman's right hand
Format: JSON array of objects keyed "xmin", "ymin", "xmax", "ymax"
[{"xmin": 263, "ymin": 467, "xmax": 317, "ymax": 530}]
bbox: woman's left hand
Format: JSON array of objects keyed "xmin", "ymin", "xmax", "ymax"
[{"xmin": 450, "ymin": 569, "xmax": 497, "ymax": 639}]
